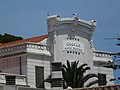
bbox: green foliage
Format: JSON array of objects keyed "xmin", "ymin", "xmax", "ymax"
[
  {"xmin": 62, "ymin": 60, "xmax": 98, "ymax": 88},
  {"xmin": 44, "ymin": 60, "xmax": 98, "ymax": 89},
  {"xmin": 0, "ymin": 33, "xmax": 23, "ymax": 44}
]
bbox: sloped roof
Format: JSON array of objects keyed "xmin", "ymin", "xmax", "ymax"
[{"xmin": 0, "ymin": 34, "xmax": 48, "ymax": 48}]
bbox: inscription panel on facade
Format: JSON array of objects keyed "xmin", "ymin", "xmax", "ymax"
[{"xmin": 63, "ymin": 40, "xmax": 84, "ymax": 53}]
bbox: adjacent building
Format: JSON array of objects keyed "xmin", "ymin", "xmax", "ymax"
[{"xmin": 0, "ymin": 15, "xmax": 114, "ymax": 89}]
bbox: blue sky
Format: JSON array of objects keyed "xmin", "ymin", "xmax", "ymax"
[
  {"xmin": 0, "ymin": 0, "xmax": 120, "ymax": 52},
  {"xmin": 0, "ymin": 0, "xmax": 120, "ymax": 83}
]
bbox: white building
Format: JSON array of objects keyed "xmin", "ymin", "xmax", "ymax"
[{"xmin": 0, "ymin": 15, "xmax": 114, "ymax": 89}]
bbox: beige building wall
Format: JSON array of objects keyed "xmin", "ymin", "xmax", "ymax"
[
  {"xmin": 0, "ymin": 43, "xmax": 51, "ymax": 89},
  {"xmin": 93, "ymin": 51, "xmax": 114, "ymax": 85},
  {"xmin": 47, "ymin": 15, "xmax": 114, "ymax": 86},
  {"xmin": 0, "ymin": 15, "xmax": 114, "ymax": 89},
  {"xmin": 47, "ymin": 15, "xmax": 96, "ymax": 73}
]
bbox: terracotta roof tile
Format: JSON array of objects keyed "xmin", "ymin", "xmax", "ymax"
[{"xmin": 0, "ymin": 34, "xmax": 48, "ymax": 48}]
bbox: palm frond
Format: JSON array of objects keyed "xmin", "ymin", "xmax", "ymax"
[
  {"xmin": 85, "ymin": 79, "xmax": 98, "ymax": 87},
  {"xmin": 83, "ymin": 74, "xmax": 98, "ymax": 83},
  {"xmin": 82, "ymin": 67, "xmax": 90, "ymax": 73},
  {"xmin": 62, "ymin": 60, "xmax": 98, "ymax": 88},
  {"xmin": 77, "ymin": 63, "xmax": 88, "ymax": 70},
  {"xmin": 44, "ymin": 75, "xmax": 52, "ymax": 83}
]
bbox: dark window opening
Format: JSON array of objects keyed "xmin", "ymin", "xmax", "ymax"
[
  {"xmin": 52, "ymin": 78, "xmax": 63, "ymax": 87},
  {"xmin": 98, "ymin": 73, "xmax": 107, "ymax": 86},
  {"xmin": 6, "ymin": 76, "xmax": 16, "ymax": 85},
  {"xmin": 52, "ymin": 62, "xmax": 62, "ymax": 71},
  {"xmin": 73, "ymin": 51, "xmax": 74, "ymax": 54},
  {"xmin": 35, "ymin": 66, "xmax": 44, "ymax": 88}
]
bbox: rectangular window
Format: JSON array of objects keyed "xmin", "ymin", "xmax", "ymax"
[
  {"xmin": 98, "ymin": 73, "xmax": 107, "ymax": 86},
  {"xmin": 52, "ymin": 78, "xmax": 63, "ymax": 87},
  {"xmin": 6, "ymin": 76, "xmax": 16, "ymax": 85},
  {"xmin": 52, "ymin": 62, "xmax": 62, "ymax": 71},
  {"xmin": 35, "ymin": 66, "xmax": 44, "ymax": 88}
]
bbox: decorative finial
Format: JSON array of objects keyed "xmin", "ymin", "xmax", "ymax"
[{"xmin": 73, "ymin": 13, "xmax": 77, "ymax": 16}]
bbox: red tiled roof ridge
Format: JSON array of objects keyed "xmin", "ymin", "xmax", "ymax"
[{"xmin": 0, "ymin": 34, "xmax": 48, "ymax": 48}]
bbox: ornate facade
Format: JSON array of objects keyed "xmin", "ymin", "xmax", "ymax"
[{"xmin": 0, "ymin": 15, "xmax": 114, "ymax": 89}]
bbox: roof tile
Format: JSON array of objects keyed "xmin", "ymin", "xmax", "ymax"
[{"xmin": 0, "ymin": 34, "xmax": 48, "ymax": 48}]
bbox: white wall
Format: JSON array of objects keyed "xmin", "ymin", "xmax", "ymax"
[
  {"xmin": 93, "ymin": 53, "xmax": 114, "ymax": 85},
  {"xmin": 47, "ymin": 16, "xmax": 95, "ymax": 73},
  {"xmin": 27, "ymin": 53, "xmax": 51, "ymax": 89}
]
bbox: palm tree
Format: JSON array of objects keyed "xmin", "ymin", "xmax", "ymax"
[{"xmin": 62, "ymin": 60, "xmax": 98, "ymax": 88}]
